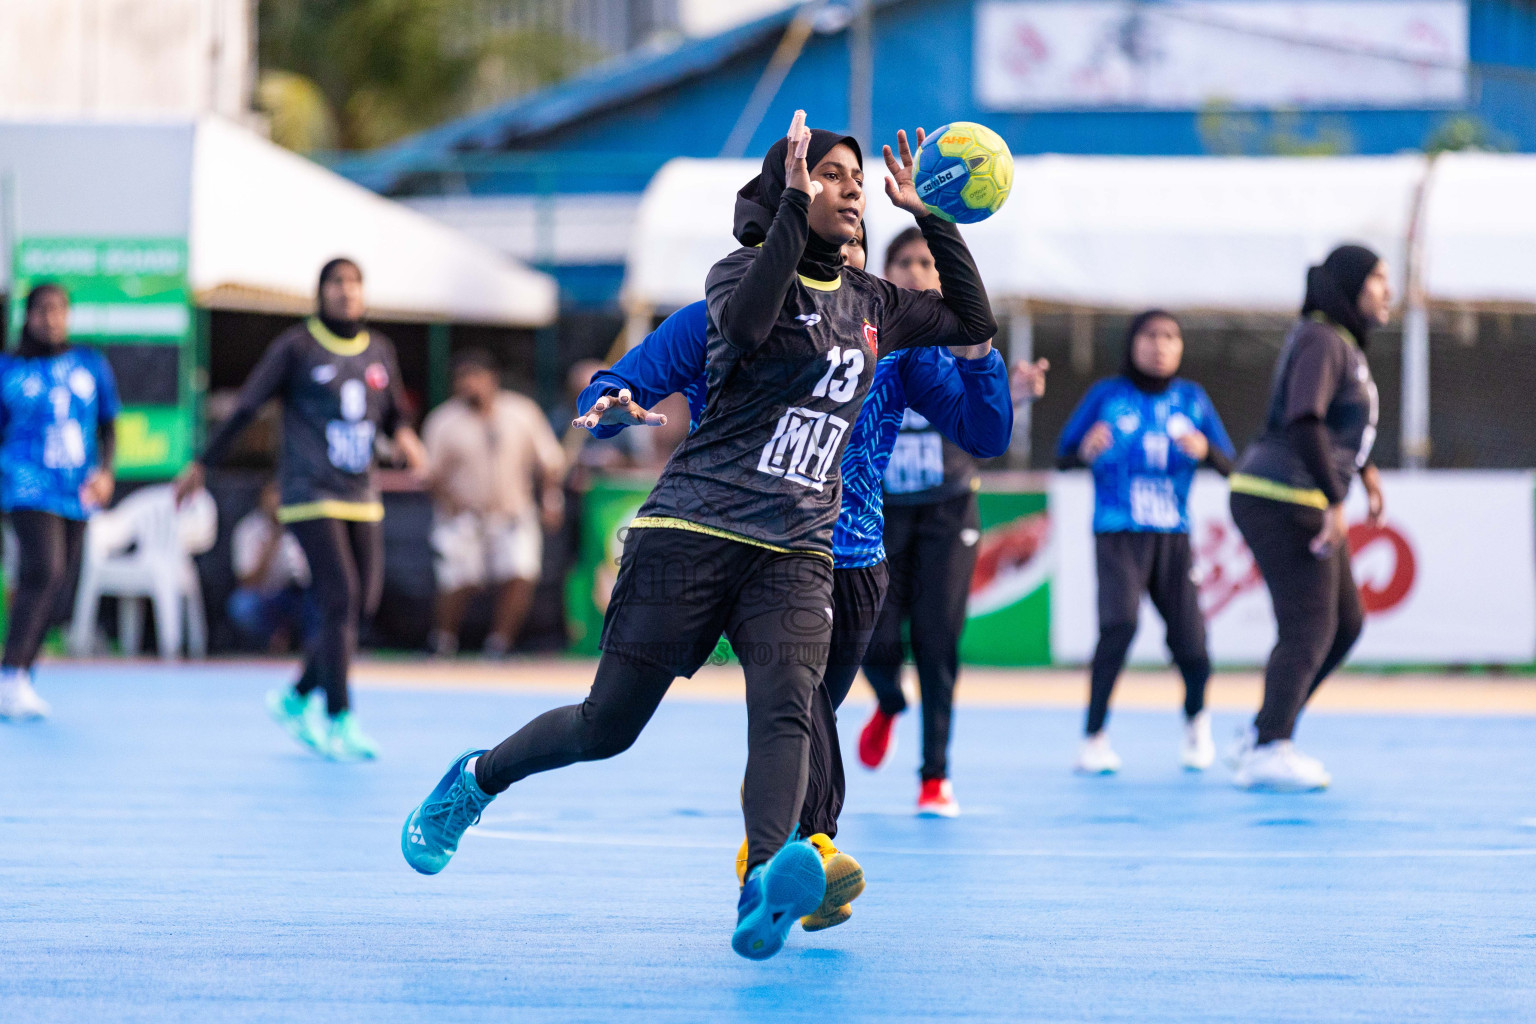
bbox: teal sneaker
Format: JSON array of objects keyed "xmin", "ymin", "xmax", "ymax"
[
  {"xmin": 402, "ymin": 749, "xmax": 493, "ymax": 875},
  {"xmin": 731, "ymin": 839, "xmax": 826, "ymax": 961},
  {"xmin": 324, "ymin": 711, "xmax": 380, "ymax": 761},
  {"xmin": 266, "ymin": 687, "xmax": 324, "ymax": 752}
]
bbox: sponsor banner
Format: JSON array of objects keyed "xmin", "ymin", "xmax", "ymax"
[
  {"xmin": 8, "ymin": 237, "xmax": 193, "ymax": 478},
  {"xmin": 565, "ymin": 476, "xmax": 652, "ymax": 655},
  {"xmin": 975, "ymin": 1, "xmax": 1468, "ymax": 111},
  {"xmin": 1052, "ymin": 470, "xmax": 1536, "ymax": 666},
  {"xmin": 962, "ymin": 489, "xmax": 1052, "ymax": 666}
]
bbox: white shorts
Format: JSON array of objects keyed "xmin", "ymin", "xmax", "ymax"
[{"xmin": 432, "ymin": 511, "xmax": 542, "ymax": 591}]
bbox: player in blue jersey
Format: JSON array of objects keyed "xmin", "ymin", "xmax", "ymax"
[
  {"xmin": 574, "ymin": 226, "xmax": 1026, "ymax": 931},
  {"xmin": 1057, "ymin": 310, "xmax": 1234, "ymax": 774},
  {"xmin": 0, "ymin": 284, "xmax": 120, "ymax": 720}
]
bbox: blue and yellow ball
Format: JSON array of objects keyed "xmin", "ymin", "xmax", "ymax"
[{"xmin": 912, "ymin": 121, "xmax": 1013, "ymax": 224}]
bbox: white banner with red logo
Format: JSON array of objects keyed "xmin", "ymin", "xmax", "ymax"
[{"xmin": 1050, "ymin": 471, "xmax": 1536, "ymax": 665}]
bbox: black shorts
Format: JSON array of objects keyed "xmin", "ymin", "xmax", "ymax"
[{"xmin": 599, "ymin": 525, "xmax": 835, "ymax": 677}]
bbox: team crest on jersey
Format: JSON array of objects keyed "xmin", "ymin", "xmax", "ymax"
[
  {"xmin": 862, "ymin": 320, "xmax": 879, "ymax": 357},
  {"xmin": 365, "ymin": 363, "xmax": 389, "ymax": 390},
  {"xmin": 312, "ymin": 364, "xmax": 338, "ymax": 384},
  {"xmin": 68, "ymin": 367, "xmax": 96, "ymax": 401}
]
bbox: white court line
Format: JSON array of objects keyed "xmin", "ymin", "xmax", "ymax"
[{"xmin": 467, "ymin": 827, "xmax": 1536, "ymax": 860}]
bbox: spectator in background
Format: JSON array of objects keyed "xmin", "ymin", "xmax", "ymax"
[
  {"xmin": 423, "ymin": 349, "xmax": 565, "ymax": 658},
  {"xmin": 227, "ymin": 479, "xmax": 315, "ymax": 653}
]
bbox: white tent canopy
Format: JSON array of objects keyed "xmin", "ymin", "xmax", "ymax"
[
  {"xmin": 1, "ymin": 117, "xmax": 557, "ymax": 326},
  {"xmin": 624, "ymin": 152, "xmax": 1536, "ymax": 314}
]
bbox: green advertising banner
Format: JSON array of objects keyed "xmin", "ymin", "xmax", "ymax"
[
  {"xmin": 8, "ymin": 237, "xmax": 194, "ymax": 479},
  {"xmin": 567, "ymin": 476, "xmax": 1054, "ymax": 666},
  {"xmin": 961, "ymin": 489, "xmax": 1051, "ymax": 666},
  {"xmin": 565, "ymin": 475, "xmax": 654, "ymax": 655}
]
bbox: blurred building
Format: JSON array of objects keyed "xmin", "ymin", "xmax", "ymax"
[
  {"xmin": 333, "ymin": 0, "xmax": 1536, "ymax": 469},
  {"xmin": 0, "ymin": 0, "xmax": 254, "ymax": 122},
  {"xmin": 340, "ymin": 0, "xmax": 1536, "ymax": 308}
]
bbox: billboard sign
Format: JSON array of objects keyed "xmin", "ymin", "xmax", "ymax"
[
  {"xmin": 975, "ymin": 1, "xmax": 1468, "ymax": 111},
  {"xmin": 1052, "ymin": 471, "xmax": 1536, "ymax": 666},
  {"xmin": 8, "ymin": 237, "xmax": 195, "ymax": 478}
]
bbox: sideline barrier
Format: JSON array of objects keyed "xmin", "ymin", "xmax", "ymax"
[{"xmin": 568, "ymin": 471, "xmax": 1536, "ymax": 668}]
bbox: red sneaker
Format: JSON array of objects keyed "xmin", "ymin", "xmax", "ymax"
[
  {"xmin": 857, "ymin": 707, "xmax": 898, "ymax": 770},
  {"xmin": 916, "ymin": 778, "xmax": 959, "ymax": 818}
]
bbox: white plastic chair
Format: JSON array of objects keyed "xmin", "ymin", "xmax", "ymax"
[{"xmin": 69, "ymin": 485, "xmax": 217, "ymax": 660}]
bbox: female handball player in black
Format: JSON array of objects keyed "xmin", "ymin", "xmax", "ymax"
[
  {"xmin": 1227, "ymin": 244, "xmax": 1389, "ymax": 791},
  {"xmin": 176, "ymin": 259, "xmax": 427, "ymax": 760},
  {"xmin": 401, "ymin": 111, "xmax": 997, "ymax": 961}
]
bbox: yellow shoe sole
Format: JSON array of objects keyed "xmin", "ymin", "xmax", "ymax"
[{"xmin": 801, "ymin": 849, "xmax": 864, "ymax": 931}]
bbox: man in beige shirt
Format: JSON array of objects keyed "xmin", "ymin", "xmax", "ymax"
[{"xmin": 422, "ymin": 350, "xmax": 565, "ymax": 657}]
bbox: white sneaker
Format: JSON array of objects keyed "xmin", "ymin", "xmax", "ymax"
[
  {"xmin": 0, "ymin": 672, "xmax": 50, "ymax": 720},
  {"xmin": 1074, "ymin": 732, "xmax": 1122, "ymax": 774},
  {"xmin": 1222, "ymin": 724, "xmax": 1257, "ymax": 771},
  {"xmin": 1232, "ymin": 740, "xmax": 1331, "ymax": 792},
  {"xmin": 1180, "ymin": 711, "xmax": 1215, "ymax": 771}
]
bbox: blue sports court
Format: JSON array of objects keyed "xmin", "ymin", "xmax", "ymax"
[{"xmin": 3, "ymin": 661, "xmax": 1532, "ymax": 1022}]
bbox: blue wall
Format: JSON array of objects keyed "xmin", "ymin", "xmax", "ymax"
[{"xmin": 473, "ymin": 0, "xmax": 1536, "ymax": 164}]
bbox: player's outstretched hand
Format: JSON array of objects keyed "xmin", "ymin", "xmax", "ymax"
[
  {"xmin": 573, "ymin": 389, "xmax": 668, "ymax": 432},
  {"xmin": 1011, "ymin": 357, "xmax": 1050, "ymax": 402},
  {"xmin": 785, "ymin": 110, "xmax": 821, "ymax": 200},
  {"xmin": 884, "ymin": 128, "xmax": 929, "ymax": 218}
]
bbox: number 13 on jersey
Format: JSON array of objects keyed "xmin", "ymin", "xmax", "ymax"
[{"xmin": 811, "ymin": 346, "xmax": 864, "ymax": 403}]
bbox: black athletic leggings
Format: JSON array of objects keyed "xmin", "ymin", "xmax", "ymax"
[
  {"xmin": 475, "ymin": 527, "xmax": 834, "ymax": 873},
  {"xmin": 863, "ymin": 491, "xmax": 978, "ymax": 782},
  {"xmin": 287, "ymin": 517, "xmax": 384, "ymax": 716},
  {"xmin": 1230, "ymin": 492, "xmax": 1363, "ymax": 745},
  {"xmin": 1086, "ymin": 531, "xmax": 1211, "ymax": 735},
  {"xmin": 4, "ymin": 509, "xmax": 86, "ymax": 671}
]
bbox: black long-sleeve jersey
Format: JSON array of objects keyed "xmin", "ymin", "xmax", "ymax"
[
  {"xmin": 633, "ymin": 189, "xmax": 997, "ymax": 556},
  {"xmin": 201, "ymin": 318, "xmax": 407, "ymax": 523}
]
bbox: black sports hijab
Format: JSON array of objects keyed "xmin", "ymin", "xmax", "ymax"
[
  {"xmin": 19, "ymin": 283, "xmax": 69, "ymax": 358},
  {"xmin": 1121, "ymin": 309, "xmax": 1179, "ymax": 394},
  {"xmin": 1301, "ymin": 244, "xmax": 1381, "ymax": 349},
  {"xmin": 733, "ymin": 128, "xmax": 863, "ymax": 282},
  {"xmin": 317, "ymin": 258, "xmax": 364, "ymax": 339}
]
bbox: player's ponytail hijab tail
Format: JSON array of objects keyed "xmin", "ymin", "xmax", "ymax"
[
  {"xmin": 733, "ymin": 122, "xmax": 862, "ymax": 281},
  {"xmin": 1301, "ymin": 244, "xmax": 1381, "ymax": 349}
]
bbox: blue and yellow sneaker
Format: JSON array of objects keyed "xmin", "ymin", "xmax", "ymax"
[
  {"xmin": 266, "ymin": 687, "xmax": 325, "ymax": 753},
  {"xmin": 402, "ymin": 749, "xmax": 492, "ymax": 875},
  {"xmin": 731, "ymin": 839, "xmax": 826, "ymax": 961},
  {"xmin": 736, "ymin": 833, "xmax": 864, "ymax": 932}
]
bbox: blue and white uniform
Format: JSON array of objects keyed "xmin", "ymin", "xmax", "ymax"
[
  {"xmin": 578, "ymin": 300, "xmax": 1013, "ymax": 569},
  {"xmin": 0, "ymin": 347, "xmax": 120, "ymax": 520},
  {"xmin": 1057, "ymin": 377, "xmax": 1233, "ymax": 534},
  {"xmin": 1056, "ymin": 371, "xmax": 1234, "ymax": 741}
]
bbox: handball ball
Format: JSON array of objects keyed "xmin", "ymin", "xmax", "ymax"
[{"xmin": 912, "ymin": 122, "xmax": 1013, "ymax": 224}]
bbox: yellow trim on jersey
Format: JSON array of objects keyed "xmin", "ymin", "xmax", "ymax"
[
  {"xmin": 1229, "ymin": 473, "xmax": 1330, "ymax": 510},
  {"xmin": 628, "ymin": 516, "xmax": 834, "ymax": 563},
  {"xmin": 306, "ymin": 316, "xmax": 370, "ymax": 357},
  {"xmin": 798, "ymin": 274, "xmax": 842, "ymax": 292},
  {"xmin": 1307, "ymin": 311, "xmax": 1358, "ymax": 349},
  {"xmin": 276, "ymin": 499, "xmax": 385, "ymax": 524}
]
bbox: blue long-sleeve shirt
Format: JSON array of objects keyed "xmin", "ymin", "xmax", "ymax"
[
  {"xmin": 579, "ymin": 300, "xmax": 1013, "ymax": 569},
  {"xmin": 1056, "ymin": 376, "xmax": 1233, "ymax": 534}
]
